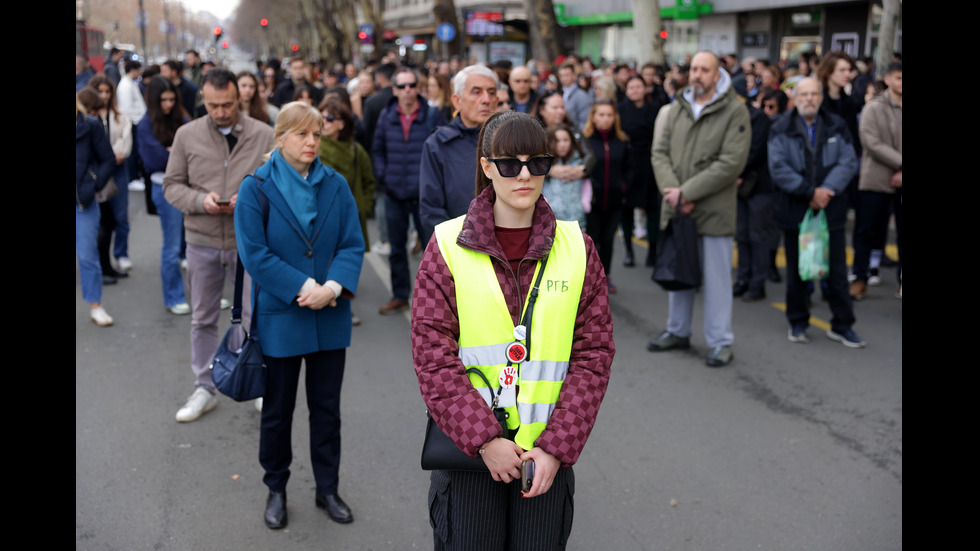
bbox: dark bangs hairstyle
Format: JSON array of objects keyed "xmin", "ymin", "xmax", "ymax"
[{"xmin": 475, "ymin": 111, "xmax": 550, "ymax": 196}]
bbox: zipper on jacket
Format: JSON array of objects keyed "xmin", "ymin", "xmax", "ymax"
[{"xmin": 603, "ymin": 141, "xmax": 610, "ymax": 210}]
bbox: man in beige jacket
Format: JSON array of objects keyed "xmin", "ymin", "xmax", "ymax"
[
  {"xmin": 164, "ymin": 68, "xmax": 275, "ymax": 422},
  {"xmin": 850, "ymin": 62, "xmax": 902, "ymax": 300}
]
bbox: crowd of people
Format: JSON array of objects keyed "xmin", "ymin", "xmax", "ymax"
[{"xmin": 77, "ymin": 45, "xmax": 901, "ymax": 547}]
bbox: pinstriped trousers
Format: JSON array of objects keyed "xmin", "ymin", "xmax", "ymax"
[{"xmin": 428, "ymin": 468, "xmax": 575, "ymax": 551}]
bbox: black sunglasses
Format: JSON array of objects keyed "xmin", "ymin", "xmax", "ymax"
[
  {"xmin": 485, "ymin": 156, "xmax": 554, "ymax": 177},
  {"xmin": 394, "ymin": 82, "xmax": 418, "ymax": 89},
  {"xmin": 323, "ymin": 114, "xmax": 337, "ymax": 122}
]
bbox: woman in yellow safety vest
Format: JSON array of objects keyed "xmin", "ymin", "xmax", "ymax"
[{"xmin": 412, "ymin": 111, "xmax": 614, "ymax": 550}]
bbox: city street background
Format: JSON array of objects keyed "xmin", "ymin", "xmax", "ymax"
[{"xmin": 76, "ymin": 189, "xmax": 902, "ymax": 550}]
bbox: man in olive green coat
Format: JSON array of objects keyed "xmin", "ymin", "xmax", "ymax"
[{"xmin": 648, "ymin": 51, "xmax": 751, "ymax": 367}]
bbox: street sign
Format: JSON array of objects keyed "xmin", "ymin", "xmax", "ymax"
[
  {"xmin": 359, "ymin": 23, "xmax": 373, "ymax": 36},
  {"xmin": 436, "ymin": 23, "xmax": 455, "ymax": 42}
]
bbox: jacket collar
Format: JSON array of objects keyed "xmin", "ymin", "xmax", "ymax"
[
  {"xmin": 434, "ymin": 115, "xmax": 480, "ymax": 144},
  {"xmin": 456, "ymin": 185, "xmax": 557, "ymax": 261},
  {"xmin": 76, "ymin": 113, "xmax": 93, "ymax": 139}
]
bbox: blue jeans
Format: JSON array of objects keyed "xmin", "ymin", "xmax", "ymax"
[
  {"xmin": 385, "ymin": 195, "xmax": 421, "ymax": 301},
  {"xmin": 109, "ymin": 163, "xmax": 131, "ymax": 259},
  {"xmin": 151, "ymin": 183, "xmax": 187, "ymax": 307},
  {"xmin": 76, "ymin": 203, "xmax": 102, "ymax": 304}
]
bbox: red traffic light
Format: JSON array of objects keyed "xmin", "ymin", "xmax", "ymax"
[
  {"xmin": 213, "ymin": 26, "xmax": 223, "ymax": 36},
  {"xmin": 222, "ymin": 41, "xmax": 229, "ymax": 49},
  {"xmin": 260, "ymin": 18, "xmax": 269, "ymax": 27},
  {"xmin": 358, "ymin": 32, "xmax": 367, "ymax": 40},
  {"xmin": 660, "ymin": 30, "xmax": 668, "ymax": 40},
  {"xmin": 291, "ymin": 44, "xmax": 299, "ymax": 52}
]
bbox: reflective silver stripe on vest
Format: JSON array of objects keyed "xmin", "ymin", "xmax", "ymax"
[
  {"xmin": 520, "ymin": 360, "xmax": 569, "ymax": 382},
  {"xmin": 459, "ymin": 345, "xmax": 569, "ymax": 383},
  {"xmin": 518, "ymin": 401, "xmax": 556, "ymax": 425},
  {"xmin": 458, "ymin": 343, "xmax": 509, "ymax": 367}
]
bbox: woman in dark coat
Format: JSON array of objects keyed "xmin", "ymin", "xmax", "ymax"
[
  {"xmin": 618, "ymin": 75, "xmax": 666, "ymax": 267},
  {"xmin": 582, "ymin": 99, "xmax": 631, "ymax": 293}
]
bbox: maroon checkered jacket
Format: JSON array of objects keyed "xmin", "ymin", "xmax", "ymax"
[{"xmin": 412, "ymin": 186, "xmax": 614, "ymax": 467}]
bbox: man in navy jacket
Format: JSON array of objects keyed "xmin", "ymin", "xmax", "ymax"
[
  {"xmin": 372, "ymin": 68, "xmax": 443, "ymax": 315},
  {"xmin": 768, "ymin": 77, "xmax": 864, "ymax": 348}
]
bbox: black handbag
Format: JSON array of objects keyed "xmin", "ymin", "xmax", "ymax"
[
  {"xmin": 421, "ymin": 368, "xmax": 510, "ymax": 472},
  {"xmin": 652, "ymin": 207, "xmax": 702, "ymax": 291},
  {"xmin": 210, "ymin": 259, "xmax": 266, "ymax": 402}
]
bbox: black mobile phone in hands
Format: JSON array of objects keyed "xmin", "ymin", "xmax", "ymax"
[
  {"xmin": 521, "ymin": 460, "xmax": 535, "ymax": 492},
  {"xmin": 215, "ymin": 199, "xmax": 231, "ymax": 205}
]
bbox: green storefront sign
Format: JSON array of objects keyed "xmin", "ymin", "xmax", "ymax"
[{"xmin": 554, "ymin": 1, "xmax": 712, "ymax": 26}]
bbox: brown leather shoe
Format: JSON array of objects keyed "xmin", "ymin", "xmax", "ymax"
[
  {"xmin": 849, "ymin": 280, "xmax": 867, "ymax": 301},
  {"xmin": 378, "ymin": 299, "xmax": 409, "ymax": 315}
]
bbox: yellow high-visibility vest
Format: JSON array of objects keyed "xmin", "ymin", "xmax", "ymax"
[{"xmin": 434, "ymin": 215, "xmax": 586, "ymax": 451}]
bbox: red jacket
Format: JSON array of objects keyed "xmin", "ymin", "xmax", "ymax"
[{"xmin": 412, "ymin": 186, "xmax": 614, "ymax": 467}]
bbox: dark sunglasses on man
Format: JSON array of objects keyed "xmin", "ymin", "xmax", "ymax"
[
  {"xmin": 484, "ymin": 155, "xmax": 555, "ymax": 178},
  {"xmin": 394, "ymin": 82, "xmax": 418, "ymax": 89}
]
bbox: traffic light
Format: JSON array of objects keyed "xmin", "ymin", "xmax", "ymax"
[
  {"xmin": 260, "ymin": 18, "xmax": 269, "ymax": 28},
  {"xmin": 222, "ymin": 41, "xmax": 229, "ymax": 49},
  {"xmin": 660, "ymin": 29, "xmax": 668, "ymax": 40},
  {"xmin": 291, "ymin": 44, "xmax": 299, "ymax": 52},
  {"xmin": 213, "ymin": 26, "xmax": 223, "ymax": 44}
]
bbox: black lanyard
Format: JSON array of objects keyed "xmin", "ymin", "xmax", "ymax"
[{"xmin": 507, "ymin": 255, "xmax": 549, "ymax": 368}]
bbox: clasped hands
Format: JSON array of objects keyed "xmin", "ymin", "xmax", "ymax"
[
  {"xmin": 297, "ymin": 278, "xmax": 337, "ymax": 310},
  {"xmin": 480, "ymin": 437, "xmax": 560, "ymax": 498},
  {"xmin": 663, "ymin": 187, "xmax": 694, "ymax": 216}
]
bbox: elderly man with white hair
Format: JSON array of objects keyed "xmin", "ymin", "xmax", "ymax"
[{"xmin": 419, "ymin": 64, "xmax": 499, "ymax": 244}]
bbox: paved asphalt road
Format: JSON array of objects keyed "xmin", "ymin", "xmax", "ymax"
[{"xmin": 77, "ymin": 190, "xmax": 902, "ymax": 550}]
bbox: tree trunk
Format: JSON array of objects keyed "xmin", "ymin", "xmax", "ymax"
[
  {"xmin": 525, "ymin": 0, "xmax": 565, "ymax": 65},
  {"xmin": 875, "ymin": 0, "xmax": 900, "ymax": 80},
  {"xmin": 433, "ymin": 0, "xmax": 461, "ymax": 59},
  {"xmin": 632, "ymin": 0, "xmax": 665, "ymax": 66}
]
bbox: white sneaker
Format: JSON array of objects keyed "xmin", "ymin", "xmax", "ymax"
[
  {"xmin": 867, "ymin": 268, "xmax": 881, "ymax": 286},
  {"xmin": 117, "ymin": 257, "xmax": 133, "ymax": 271},
  {"xmin": 128, "ymin": 179, "xmax": 145, "ymax": 191},
  {"xmin": 176, "ymin": 388, "xmax": 218, "ymax": 422},
  {"xmin": 169, "ymin": 302, "xmax": 191, "ymax": 315},
  {"xmin": 220, "ymin": 298, "xmax": 232, "ymax": 310},
  {"xmin": 90, "ymin": 306, "xmax": 114, "ymax": 327},
  {"xmin": 255, "ymin": 397, "xmax": 263, "ymax": 412},
  {"xmin": 372, "ymin": 241, "xmax": 391, "ymax": 255}
]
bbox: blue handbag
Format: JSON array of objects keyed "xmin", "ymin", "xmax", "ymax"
[{"xmin": 210, "ymin": 259, "xmax": 266, "ymax": 401}]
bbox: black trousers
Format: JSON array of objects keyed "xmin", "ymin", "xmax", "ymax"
[
  {"xmin": 852, "ymin": 189, "xmax": 902, "ymax": 284},
  {"xmin": 735, "ymin": 192, "xmax": 773, "ymax": 291},
  {"xmin": 260, "ymin": 349, "xmax": 346, "ymax": 495},
  {"xmin": 783, "ymin": 226, "xmax": 855, "ymax": 334},
  {"xmin": 587, "ymin": 207, "xmax": 622, "ymax": 279},
  {"xmin": 429, "ymin": 468, "xmax": 575, "ymax": 551}
]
